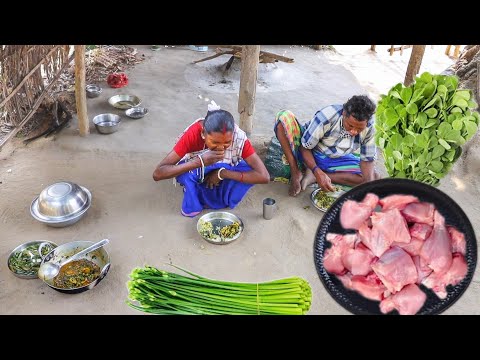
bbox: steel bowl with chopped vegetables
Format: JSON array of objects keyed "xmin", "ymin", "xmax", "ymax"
[
  {"xmin": 197, "ymin": 211, "xmax": 244, "ymax": 244},
  {"xmin": 8, "ymin": 240, "xmax": 58, "ymax": 279}
]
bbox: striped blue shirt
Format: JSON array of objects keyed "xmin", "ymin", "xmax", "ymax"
[{"xmin": 301, "ymin": 105, "xmax": 377, "ymax": 162}]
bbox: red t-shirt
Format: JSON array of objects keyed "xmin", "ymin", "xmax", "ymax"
[{"xmin": 173, "ymin": 121, "xmax": 255, "ymax": 160}]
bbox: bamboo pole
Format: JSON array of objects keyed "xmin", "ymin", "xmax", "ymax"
[
  {"xmin": 404, "ymin": 45, "xmax": 426, "ymax": 86},
  {"xmin": 238, "ymin": 45, "xmax": 260, "ymax": 135},
  {"xmin": 74, "ymin": 45, "xmax": 89, "ymax": 136}
]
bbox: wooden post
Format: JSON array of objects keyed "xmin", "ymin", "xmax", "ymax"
[
  {"xmin": 389, "ymin": 45, "xmax": 395, "ymax": 56},
  {"xmin": 370, "ymin": 45, "xmax": 376, "ymax": 52},
  {"xmin": 404, "ymin": 45, "xmax": 426, "ymax": 87},
  {"xmin": 453, "ymin": 45, "xmax": 461, "ymax": 58},
  {"xmin": 238, "ymin": 45, "xmax": 260, "ymax": 135},
  {"xmin": 445, "ymin": 45, "xmax": 452, "ymax": 56},
  {"xmin": 74, "ymin": 45, "xmax": 89, "ymax": 136}
]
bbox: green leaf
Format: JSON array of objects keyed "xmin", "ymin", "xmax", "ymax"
[
  {"xmin": 411, "ymin": 88, "xmax": 425, "ymax": 104},
  {"xmin": 401, "ymin": 87, "xmax": 413, "ymax": 104},
  {"xmin": 465, "ymin": 121, "xmax": 478, "ymax": 140},
  {"xmin": 437, "ymin": 84, "xmax": 448, "ymax": 95},
  {"xmin": 423, "ymin": 96, "xmax": 438, "ymax": 110},
  {"xmin": 429, "ymin": 160, "xmax": 443, "ymax": 173},
  {"xmin": 424, "ymin": 119, "xmax": 438, "ymax": 129},
  {"xmin": 384, "ymin": 108, "xmax": 400, "ymax": 128},
  {"xmin": 379, "ymin": 137, "xmax": 386, "ymax": 149},
  {"xmin": 416, "ymin": 112, "xmax": 427, "ymax": 127},
  {"xmin": 393, "ymin": 151, "xmax": 403, "ymax": 160},
  {"xmin": 445, "ymin": 149, "xmax": 456, "ymax": 162},
  {"xmin": 452, "ymin": 119, "xmax": 463, "ymax": 130},
  {"xmin": 453, "ymin": 98, "xmax": 469, "ymax": 109},
  {"xmin": 406, "ymin": 103, "xmax": 418, "ymax": 115},
  {"xmin": 390, "ymin": 90, "xmax": 402, "ymax": 100},
  {"xmin": 437, "ymin": 122, "xmax": 452, "ymax": 137},
  {"xmin": 467, "ymin": 100, "xmax": 478, "ymax": 109},
  {"xmin": 394, "ymin": 160, "xmax": 404, "ymax": 171},
  {"xmin": 455, "ymin": 90, "xmax": 471, "ymax": 101},
  {"xmin": 425, "ymin": 108, "xmax": 438, "ymax": 118},
  {"xmin": 420, "ymin": 72, "xmax": 433, "ymax": 83},
  {"xmin": 445, "ymin": 129, "xmax": 462, "ymax": 144},
  {"xmin": 431, "ymin": 145, "xmax": 445, "ymax": 159},
  {"xmin": 438, "ymin": 138, "xmax": 451, "ymax": 150},
  {"xmin": 445, "ymin": 76, "xmax": 459, "ymax": 91},
  {"xmin": 422, "ymin": 83, "xmax": 436, "ymax": 99},
  {"xmin": 417, "ymin": 153, "xmax": 426, "ymax": 165},
  {"xmin": 451, "ymin": 107, "xmax": 463, "ymax": 113},
  {"xmin": 390, "ymin": 134, "xmax": 403, "ymax": 149}
]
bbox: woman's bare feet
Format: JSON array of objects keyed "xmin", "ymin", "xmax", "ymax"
[
  {"xmin": 301, "ymin": 168, "xmax": 317, "ymax": 190},
  {"xmin": 289, "ymin": 171, "xmax": 304, "ymax": 196}
]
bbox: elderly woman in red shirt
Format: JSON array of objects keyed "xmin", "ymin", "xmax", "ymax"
[{"xmin": 153, "ymin": 102, "xmax": 269, "ymax": 217}]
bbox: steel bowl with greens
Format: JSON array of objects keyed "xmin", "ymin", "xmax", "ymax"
[{"xmin": 8, "ymin": 241, "xmax": 58, "ymax": 279}]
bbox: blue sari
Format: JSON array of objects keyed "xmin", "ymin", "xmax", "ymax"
[{"xmin": 176, "ymin": 160, "xmax": 254, "ymax": 217}]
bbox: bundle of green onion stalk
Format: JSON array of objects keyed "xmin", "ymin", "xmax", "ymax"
[{"xmin": 126, "ymin": 265, "xmax": 312, "ymax": 315}]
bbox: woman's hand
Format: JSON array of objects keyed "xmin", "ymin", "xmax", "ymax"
[
  {"xmin": 204, "ymin": 171, "xmax": 222, "ymax": 189},
  {"xmin": 201, "ymin": 150, "xmax": 225, "ymax": 166}
]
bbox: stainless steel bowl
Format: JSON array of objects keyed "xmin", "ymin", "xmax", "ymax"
[
  {"xmin": 86, "ymin": 84, "xmax": 102, "ymax": 98},
  {"xmin": 30, "ymin": 182, "xmax": 92, "ymax": 227},
  {"xmin": 125, "ymin": 106, "xmax": 149, "ymax": 119},
  {"xmin": 108, "ymin": 94, "xmax": 141, "ymax": 109},
  {"xmin": 197, "ymin": 211, "xmax": 244, "ymax": 245},
  {"xmin": 39, "ymin": 241, "xmax": 111, "ymax": 294},
  {"xmin": 93, "ymin": 113, "xmax": 121, "ymax": 134},
  {"xmin": 7, "ymin": 240, "xmax": 58, "ymax": 279}
]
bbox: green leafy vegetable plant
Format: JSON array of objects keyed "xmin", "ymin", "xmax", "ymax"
[{"xmin": 375, "ymin": 72, "xmax": 479, "ymax": 186}]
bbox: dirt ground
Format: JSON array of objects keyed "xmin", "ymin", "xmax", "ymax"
[{"xmin": 0, "ymin": 45, "xmax": 478, "ymax": 315}]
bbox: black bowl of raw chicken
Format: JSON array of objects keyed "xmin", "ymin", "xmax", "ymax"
[{"xmin": 314, "ymin": 178, "xmax": 477, "ymax": 315}]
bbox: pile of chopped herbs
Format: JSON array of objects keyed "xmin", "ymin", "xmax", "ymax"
[
  {"xmin": 375, "ymin": 72, "xmax": 480, "ymax": 186},
  {"xmin": 126, "ymin": 265, "xmax": 312, "ymax": 315}
]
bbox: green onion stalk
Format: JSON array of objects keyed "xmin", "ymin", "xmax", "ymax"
[{"xmin": 126, "ymin": 265, "xmax": 312, "ymax": 315}]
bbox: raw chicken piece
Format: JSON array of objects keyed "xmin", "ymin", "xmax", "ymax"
[
  {"xmin": 379, "ymin": 194, "xmax": 419, "ymax": 211},
  {"xmin": 447, "ymin": 226, "xmax": 466, "ymax": 255},
  {"xmin": 392, "ymin": 237, "xmax": 424, "ymax": 257},
  {"xmin": 379, "ymin": 284, "xmax": 427, "ymax": 315},
  {"xmin": 324, "ymin": 233, "xmax": 357, "ymax": 275},
  {"xmin": 413, "ymin": 255, "xmax": 432, "ymax": 284},
  {"xmin": 409, "ymin": 223, "xmax": 433, "ymax": 241},
  {"xmin": 350, "ymin": 273, "xmax": 387, "ymax": 301},
  {"xmin": 342, "ymin": 243, "xmax": 376, "ymax": 276},
  {"xmin": 422, "ymin": 253, "xmax": 468, "ymax": 299},
  {"xmin": 371, "ymin": 246, "xmax": 418, "ymax": 293},
  {"xmin": 401, "ymin": 202, "xmax": 435, "ymax": 225},
  {"xmin": 336, "ymin": 272, "xmax": 386, "ymax": 301},
  {"xmin": 420, "ymin": 210, "xmax": 453, "ymax": 274},
  {"xmin": 364, "ymin": 209, "xmax": 411, "ymax": 257},
  {"xmin": 340, "ymin": 193, "xmax": 379, "ymax": 230}
]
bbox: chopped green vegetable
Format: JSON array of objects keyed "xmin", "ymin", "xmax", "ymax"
[
  {"xmin": 8, "ymin": 243, "xmax": 55, "ymax": 277},
  {"xmin": 199, "ymin": 220, "xmax": 241, "ymax": 242},
  {"xmin": 126, "ymin": 265, "xmax": 312, "ymax": 315}
]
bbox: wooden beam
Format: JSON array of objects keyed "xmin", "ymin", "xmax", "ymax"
[
  {"xmin": 404, "ymin": 45, "xmax": 426, "ymax": 86},
  {"xmin": 74, "ymin": 45, "xmax": 89, "ymax": 136},
  {"xmin": 238, "ymin": 45, "xmax": 260, "ymax": 135}
]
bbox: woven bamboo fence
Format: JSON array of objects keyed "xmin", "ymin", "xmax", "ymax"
[{"xmin": 0, "ymin": 45, "xmax": 72, "ymax": 146}]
